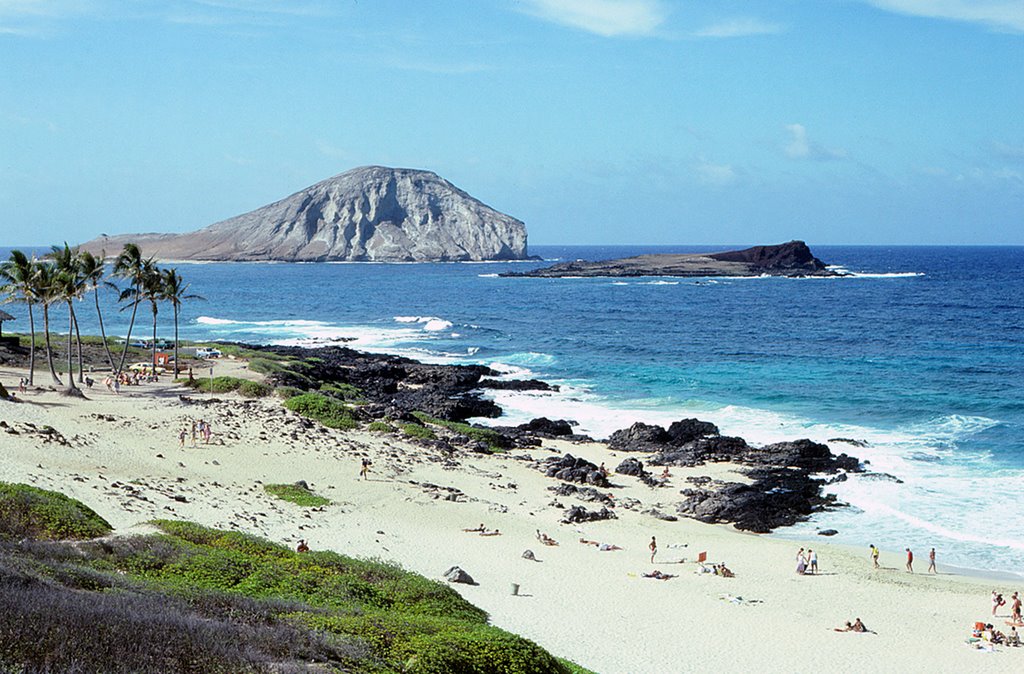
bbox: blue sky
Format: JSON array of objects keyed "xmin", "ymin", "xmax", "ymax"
[{"xmin": 1, "ymin": 0, "xmax": 1021, "ymax": 246}]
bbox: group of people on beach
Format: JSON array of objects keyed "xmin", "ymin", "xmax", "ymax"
[
  {"xmin": 992, "ymin": 590, "xmax": 1023, "ymax": 622},
  {"xmin": 868, "ymin": 544, "xmax": 937, "ymax": 573},
  {"xmin": 103, "ymin": 370, "xmax": 149, "ymax": 394},
  {"xmin": 178, "ymin": 419, "xmax": 213, "ymax": 447},
  {"xmin": 795, "ymin": 547, "xmax": 819, "ymax": 574}
]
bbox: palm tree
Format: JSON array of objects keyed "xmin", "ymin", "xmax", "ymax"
[
  {"xmin": 50, "ymin": 243, "xmax": 86, "ymax": 390},
  {"xmin": 113, "ymin": 243, "xmax": 151, "ymax": 376},
  {"xmin": 79, "ymin": 250, "xmax": 117, "ymax": 372},
  {"xmin": 141, "ymin": 261, "xmax": 163, "ymax": 371},
  {"xmin": 31, "ymin": 260, "xmax": 63, "ymax": 386},
  {"xmin": 160, "ymin": 268, "xmax": 204, "ymax": 377},
  {"xmin": 0, "ymin": 250, "xmax": 38, "ymax": 384}
]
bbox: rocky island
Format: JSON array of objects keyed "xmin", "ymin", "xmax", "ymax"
[
  {"xmin": 81, "ymin": 166, "xmax": 529, "ymax": 262},
  {"xmin": 502, "ymin": 240, "xmax": 839, "ymax": 278}
]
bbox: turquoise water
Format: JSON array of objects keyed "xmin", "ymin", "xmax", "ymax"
[{"xmin": 5, "ymin": 245, "xmax": 1022, "ymax": 575}]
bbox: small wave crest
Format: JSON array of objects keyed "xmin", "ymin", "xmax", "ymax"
[{"xmin": 393, "ymin": 316, "xmax": 454, "ymax": 331}]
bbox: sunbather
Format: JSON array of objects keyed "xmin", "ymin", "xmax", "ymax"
[
  {"xmin": 463, "ymin": 523, "xmax": 486, "ymax": 532},
  {"xmin": 642, "ymin": 570, "xmax": 676, "ymax": 580}
]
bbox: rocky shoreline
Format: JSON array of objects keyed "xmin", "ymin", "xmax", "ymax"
[{"xmin": 254, "ymin": 342, "xmax": 864, "ymax": 534}]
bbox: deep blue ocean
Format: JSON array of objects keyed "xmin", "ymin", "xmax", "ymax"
[{"xmin": 5, "ymin": 245, "xmax": 1023, "ymax": 575}]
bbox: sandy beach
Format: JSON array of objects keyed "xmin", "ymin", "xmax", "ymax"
[{"xmin": 1, "ymin": 360, "xmax": 1020, "ymax": 674}]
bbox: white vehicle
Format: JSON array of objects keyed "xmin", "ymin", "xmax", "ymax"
[{"xmin": 195, "ymin": 347, "xmax": 222, "ymax": 359}]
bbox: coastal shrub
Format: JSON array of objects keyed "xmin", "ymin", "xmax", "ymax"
[
  {"xmin": 367, "ymin": 420, "xmax": 395, "ymax": 433},
  {"xmin": 284, "ymin": 392, "xmax": 358, "ymax": 430},
  {"xmin": 399, "ymin": 628, "xmax": 569, "ymax": 674},
  {"xmin": 402, "ymin": 423, "xmax": 437, "ymax": 440},
  {"xmin": 275, "ymin": 385, "xmax": 302, "ymax": 399},
  {"xmin": 187, "ymin": 375, "xmax": 247, "ymax": 393},
  {"xmin": 238, "ymin": 380, "xmax": 271, "ymax": 398},
  {"xmin": 0, "ymin": 482, "xmax": 112, "ymax": 541},
  {"xmin": 411, "ymin": 412, "xmax": 509, "ymax": 452},
  {"xmin": 263, "ymin": 483, "xmax": 331, "ymax": 508},
  {"xmin": 320, "ymin": 381, "xmax": 365, "ymax": 402},
  {"xmin": 247, "ymin": 357, "xmax": 292, "ymax": 375}
]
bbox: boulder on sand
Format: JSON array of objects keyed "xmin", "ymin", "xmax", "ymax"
[{"xmin": 443, "ymin": 566, "xmax": 477, "ymax": 585}]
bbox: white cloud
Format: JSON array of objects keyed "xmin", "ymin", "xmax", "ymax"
[
  {"xmin": 784, "ymin": 124, "xmax": 847, "ymax": 161},
  {"xmin": 517, "ymin": 0, "xmax": 667, "ymax": 37},
  {"xmin": 695, "ymin": 157, "xmax": 737, "ymax": 186},
  {"xmin": 864, "ymin": 1, "xmax": 1024, "ymax": 32},
  {"xmin": 693, "ymin": 18, "xmax": 784, "ymax": 38}
]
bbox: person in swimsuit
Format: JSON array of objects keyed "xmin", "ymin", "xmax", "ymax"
[
  {"xmin": 928, "ymin": 547, "xmax": 936, "ymax": 574},
  {"xmin": 870, "ymin": 544, "xmax": 880, "ymax": 569},
  {"xmin": 649, "ymin": 536, "xmax": 657, "ymax": 563},
  {"xmin": 905, "ymin": 548, "xmax": 913, "ymax": 573}
]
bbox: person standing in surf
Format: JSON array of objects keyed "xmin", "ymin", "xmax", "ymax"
[
  {"xmin": 928, "ymin": 547, "xmax": 937, "ymax": 574},
  {"xmin": 905, "ymin": 548, "xmax": 914, "ymax": 573}
]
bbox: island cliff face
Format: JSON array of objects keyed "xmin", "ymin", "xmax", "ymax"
[
  {"xmin": 503, "ymin": 241, "xmax": 837, "ymax": 278},
  {"xmin": 81, "ymin": 166, "xmax": 528, "ymax": 262}
]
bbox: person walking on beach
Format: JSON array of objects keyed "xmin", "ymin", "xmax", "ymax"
[
  {"xmin": 649, "ymin": 536, "xmax": 657, "ymax": 563},
  {"xmin": 905, "ymin": 548, "xmax": 914, "ymax": 573},
  {"xmin": 928, "ymin": 547, "xmax": 937, "ymax": 574},
  {"xmin": 1011, "ymin": 592, "xmax": 1022, "ymax": 623},
  {"xmin": 796, "ymin": 548, "xmax": 807, "ymax": 574},
  {"xmin": 870, "ymin": 544, "xmax": 880, "ymax": 569},
  {"xmin": 190, "ymin": 421, "xmax": 197, "ymax": 448},
  {"xmin": 360, "ymin": 457, "xmax": 372, "ymax": 480},
  {"xmin": 808, "ymin": 549, "xmax": 818, "ymax": 575},
  {"xmin": 178, "ymin": 427, "xmax": 187, "ymax": 447}
]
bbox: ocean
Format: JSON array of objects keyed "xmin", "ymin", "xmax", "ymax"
[{"xmin": 4, "ymin": 244, "xmax": 1023, "ymax": 576}]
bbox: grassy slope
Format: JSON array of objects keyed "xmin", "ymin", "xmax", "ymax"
[{"xmin": 0, "ymin": 485, "xmax": 594, "ymax": 674}]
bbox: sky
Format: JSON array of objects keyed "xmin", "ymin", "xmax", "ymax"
[{"xmin": 1, "ymin": 0, "xmax": 1022, "ymax": 246}]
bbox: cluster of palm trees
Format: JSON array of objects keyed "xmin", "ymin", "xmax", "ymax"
[{"xmin": 0, "ymin": 243, "xmax": 202, "ymax": 393}]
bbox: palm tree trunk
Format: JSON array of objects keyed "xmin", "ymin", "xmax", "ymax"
[
  {"xmin": 94, "ymin": 283, "xmax": 115, "ymax": 371},
  {"xmin": 27, "ymin": 300, "xmax": 36, "ymax": 386},
  {"xmin": 173, "ymin": 305, "xmax": 180, "ymax": 377},
  {"xmin": 116, "ymin": 284, "xmax": 141, "ymax": 375},
  {"xmin": 66, "ymin": 302, "xmax": 79, "ymax": 391},
  {"xmin": 151, "ymin": 302, "xmax": 158, "ymax": 370},
  {"xmin": 72, "ymin": 306, "xmax": 84, "ymax": 383},
  {"xmin": 42, "ymin": 304, "xmax": 61, "ymax": 385}
]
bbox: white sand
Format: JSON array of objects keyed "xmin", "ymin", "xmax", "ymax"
[{"xmin": 1, "ymin": 363, "xmax": 1021, "ymax": 673}]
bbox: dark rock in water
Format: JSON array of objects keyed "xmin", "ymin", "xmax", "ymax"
[
  {"xmin": 861, "ymin": 472, "xmax": 904, "ymax": 484},
  {"xmin": 828, "ymin": 437, "xmax": 869, "ymax": 448},
  {"xmin": 518, "ymin": 417, "xmax": 574, "ymax": 436},
  {"xmin": 607, "ymin": 422, "xmax": 669, "ymax": 451},
  {"xmin": 479, "ymin": 378, "xmax": 559, "ymax": 392},
  {"xmin": 818, "ymin": 529, "xmax": 839, "ymax": 536},
  {"xmin": 562, "ymin": 505, "xmax": 617, "ymax": 524},
  {"xmin": 541, "ymin": 454, "xmax": 609, "ymax": 487},
  {"xmin": 666, "ymin": 418, "xmax": 719, "ymax": 445},
  {"xmin": 754, "ymin": 439, "xmax": 861, "ymax": 473},
  {"xmin": 615, "ymin": 458, "xmax": 646, "ymax": 477},
  {"xmin": 443, "ymin": 566, "xmax": 476, "ymax": 585}
]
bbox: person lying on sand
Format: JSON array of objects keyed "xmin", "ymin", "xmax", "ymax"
[
  {"xmin": 642, "ymin": 570, "xmax": 676, "ymax": 580},
  {"xmin": 536, "ymin": 531, "xmax": 558, "ymax": 546},
  {"xmin": 715, "ymin": 563, "xmax": 735, "ymax": 578},
  {"xmin": 479, "ymin": 529, "xmax": 501, "ymax": 536},
  {"xmin": 464, "ymin": 523, "xmax": 486, "ymax": 532},
  {"xmin": 579, "ymin": 538, "xmax": 623, "ymax": 551}
]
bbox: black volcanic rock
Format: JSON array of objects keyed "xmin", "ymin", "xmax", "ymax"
[{"xmin": 607, "ymin": 422, "xmax": 669, "ymax": 451}]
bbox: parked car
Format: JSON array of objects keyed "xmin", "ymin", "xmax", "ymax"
[
  {"xmin": 128, "ymin": 362, "xmax": 166, "ymax": 374},
  {"xmin": 195, "ymin": 347, "xmax": 222, "ymax": 359}
]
